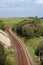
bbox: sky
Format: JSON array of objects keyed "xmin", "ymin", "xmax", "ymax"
[{"xmin": 0, "ymin": 0, "xmax": 43, "ymax": 17}]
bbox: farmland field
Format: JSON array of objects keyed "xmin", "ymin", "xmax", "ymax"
[
  {"xmin": 0, "ymin": 17, "xmax": 43, "ymax": 26},
  {"xmin": 0, "ymin": 18, "xmax": 25, "ymax": 26}
]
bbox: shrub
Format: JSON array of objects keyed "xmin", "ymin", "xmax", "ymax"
[{"xmin": 35, "ymin": 41, "xmax": 43, "ymax": 56}]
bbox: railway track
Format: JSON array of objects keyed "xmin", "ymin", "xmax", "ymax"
[{"xmin": 6, "ymin": 28, "xmax": 37, "ymax": 65}]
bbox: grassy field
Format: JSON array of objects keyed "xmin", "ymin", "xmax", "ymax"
[{"xmin": 0, "ymin": 18, "xmax": 25, "ymax": 27}]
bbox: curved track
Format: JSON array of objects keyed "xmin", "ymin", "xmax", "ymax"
[{"xmin": 6, "ymin": 28, "xmax": 37, "ymax": 65}]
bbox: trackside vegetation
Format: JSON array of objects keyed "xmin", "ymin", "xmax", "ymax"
[
  {"xmin": 12, "ymin": 16, "xmax": 43, "ymax": 65},
  {"xmin": 0, "ymin": 41, "xmax": 14, "ymax": 65},
  {"xmin": 13, "ymin": 16, "xmax": 43, "ymax": 38}
]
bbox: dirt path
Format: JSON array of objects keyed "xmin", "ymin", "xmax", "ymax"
[{"xmin": 6, "ymin": 28, "xmax": 37, "ymax": 65}]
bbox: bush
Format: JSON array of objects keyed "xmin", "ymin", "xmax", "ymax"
[
  {"xmin": 16, "ymin": 25, "xmax": 22, "ymax": 36},
  {"xmin": 22, "ymin": 25, "xmax": 34, "ymax": 38},
  {"xmin": 0, "ymin": 42, "xmax": 12, "ymax": 65},
  {"xmin": 39, "ymin": 26, "xmax": 43, "ymax": 36},
  {"xmin": 35, "ymin": 41, "xmax": 43, "ymax": 56},
  {"xmin": 0, "ymin": 42, "xmax": 6, "ymax": 65},
  {"xmin": 13, "ymin": 16, "xmax": 42, "ymax": 39}
]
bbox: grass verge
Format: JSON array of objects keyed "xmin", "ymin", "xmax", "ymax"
[{"xmin": 21, "ymin": 36, "xmax": 43, "ymax": 65}]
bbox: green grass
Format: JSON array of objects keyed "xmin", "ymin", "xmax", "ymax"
[
  {"xmin": 9, "ymin": 56, "xmax": 14, "ymax": 65},
  {"xmin": 0, "ymin": 17, "xmax": 43, "ymax": 27},
  {"xmin": 6, "ymin": 47, "xmax": 15, "ymax": 65},
  {"xmin": 0, "ymin": 17, "xmax": 33, "ymax": 27},
  {"xmin": 0, "ymin": 18, "xmax": 24, "ymax": 27},
  {"xmin": 21, "ymin": 36, "xmax": 43, "ymax": 65}
]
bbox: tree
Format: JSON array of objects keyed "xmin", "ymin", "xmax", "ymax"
[
  {"xmin": 16, "ymin": 25, "xmax": 22, "ymax": 36},
  {"xmin": 39, "ymin": 26, "xmax": 43, "ymax": 36},
  {"xmin": 33, "ymin": 16, "xmax": 41, "ymax": 27},
  {"xmin": 22, "ymin": 25, "xmax": 34, "ymax": 38},
  {"xmin": 32, "ymin": 16, "xmax": 41, "ymax": 37}
]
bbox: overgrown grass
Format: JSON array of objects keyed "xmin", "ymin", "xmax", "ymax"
[
  {"xmin": 21, "ymin": 36, "xmax": 43, "ymax": 65},
  {"xmin": 6, "ymin": 47, "xmax": 15, "ymax": 65}
]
